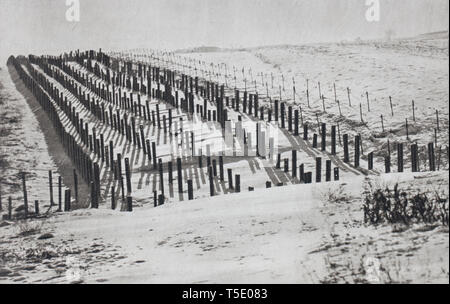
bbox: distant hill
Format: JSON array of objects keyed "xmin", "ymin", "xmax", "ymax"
[
  {"xmin": 401, "ymin": 30, "xmax": 449, "ymax": 41},
  {"xmin": 174, "ymin": 46, "xmax": 228, "ymax": 54},
  {"xmin": 415, "ymin": 30, "xmax": 449, "ymax": 40}
]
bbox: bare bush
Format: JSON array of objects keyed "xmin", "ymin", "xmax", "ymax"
[
  {"xmin": 363, "ymin": 182, "xmax": 449, "ymax": 226},
  {"xmin": 320, "ymin": 184, "xmax": 351, "ymax": 204},
  {"xmin": 15, "ymin": 219, "xmax": 45, "ymax": 237}
]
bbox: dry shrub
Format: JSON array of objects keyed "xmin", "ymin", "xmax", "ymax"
[
  {"xmin": 320, "ymin": 184, "xmax": 351, "ymax": 204},
  {"xmin": 363, "ymin": 181, "xmax": 449, "ymax": 226},
  {"xmin": 15, "ymin": 219, "xmax": 45, "ymax": 237}
]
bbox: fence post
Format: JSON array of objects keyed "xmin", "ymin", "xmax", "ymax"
[
  {"xmin": 158, "ymin": 194, "xmax": 165, "ymax": 206},
  {"xmin": 208, "ymin": 166, "xmax": 214, "ymax": 196},
  {"xmin": 126, "ymin": 196, "xmax": 133, "ymax": 212},
  {"xmin": 109, "ymin": 141, "xmax": 114, "ymax": 171},
  {"xmin": 8, "ymin": 197, "xmax": 12, "ymax": 220},
  {"xmin": 177, "ymin": 157, "xmax": 183, "ymax": 193},
  {"xmin": 227, "ymin": 168, "xmax": 233, "ymax": 189},
  {"xmin": 167, "ymin": 161, "xmax": 173, "ymax": 184},
  {"xmin": 21, "ymin": 172, "xmax": 28, "ymax": 218},
  {"xmin": 288, "ymin": 106, "xmax": 293, "ymax": 131},
  {"xmin": 299, "ymin": 164, "xmax": 305, "ymax": 183},
  {"xmin": 292, "ymin": 150, "xmax": 297, "ymax": 178},
  {"xmin": 235, "ymin": 174, "xmax": 241, "ymax": 193},
  {"xmin": 152, "ymin": 142, "xmax": 157, "ymax": 169},
  {"xmin": 303, "ymin": 123, "xmax": 308, "ymax": 141},
  {"xmin": 90, "ymin": 181, "xmax": 97, "ymax": 208},
  {"xmin": 212, "ymin": 159, "xmax": 217, "ymax": 176},
  {"xmin": 325, "ymin": 160, "xmax": 331, "ymax": 182},
  {"xmin": 343, "ymin": 134, "xmax": 349, "ymax": 163},
  {"xmin": 64, "ymin": 189, "xmax": 71, "ymax": 212},
  {"xmin": 333, "ymin": 167, "xmax": 339, "ymax": 181},
  {"xmin": 397, "ymin": 143, "xmax": 404, "ymax": 173},
  {"xmin": 321, "ymin": 123, "xmax": 326, "ymax": 151},
  {"xmin": 48, "ymin": 170, "xmax": 54, "ymax": 206},
  {"xmin": 368, "ymin": 152, "xmax": 374, "ymax": 170},
  {"xmin": 219, "ymin": 156, "xmax": 224, "ymax": 181},
  {"xmin": 385, "ymin": 156, "xmax": 391, "ymax": 173},
  {"xmin": 125, "ymin": 158, "xmax": 132, "ymax": 194},
  {"xmin": 315, "ymin": 157, "xmax": 322, "ymax": 183},
  {"xmin": 73, "ymin": 169, "xmax": 79, "ymax": 205},
  {"xmin": 294, "ymin": 110, "xmax": 299, "ymax": 136},
  {"xmin": 312, "ymin": 134, "xmax": 318, "ymax": 148},
  {"xmin": 354, "ymin": 135, "xmax": 360, "ymax": 168},
  {"xmin": 411, "ymin": 144, "xmax": 418, "ymax": 172},
  {"xmin": 111, "ymin": 186, "xmax": 116, "ymax": 210},
  {"xmin": 58, "ymin": 176, "xmax": 62, "ymax": 211},
  {"xmin": 284, "ymin": 159, "xmax": 289, "ymax": 173},
  {"xmin": 187, "ymin": 180, "xmax": 193, "ymax": 200},
  {"xmin": 428, "ymin": 143, "xmax": 436, "ymax": 171},
  {"xmin": 331, "ymin": 126, "xmax": 336, "ymax": 155},
  {"xmin": 158, "ymin": 158, "xmax": 164, "ymax": 196}
]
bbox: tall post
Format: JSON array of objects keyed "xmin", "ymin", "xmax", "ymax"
[
  {"xmin": 177, "ymin": 157, "xmax": 183, "ymax": 193},
  {"xmin": 58, "ymin": 175, "xmax": 62, "ymax": 211},
  {"xmin": 315, "ymin": 157, "xmax": 322, "ymax": 183},
  {"xmin": 331, "ymin": 126, "xmax": 336, "ymax": 155},
  {"xmin": 321, "ymin": 123, "xmax": 326, "ymax": 151},
  {"xmin": 219, "ymin": 155, "xmax": 224, "ymax": 181},
  {"xmin": 208, "ymin": 166, "xmax": 214, "ymax": 196},
  {"xmin": 227, "ymin": 168, "xmax": 233, "ymax": 189},
  {"xmin": 354, "ymin": 135, "xmax": 360, "ymax": 168},
  {"xmin": 397, "ymin": 143, "xmax": 404, "ymax": 173},
  {"xmin": 325, "ymin": 160, "xmax": 331, "ymax": 182},
  {"xmin": 235, "ymin": 175, "xmax": 241, "ymax": 193},
  {"xmin": 73, "ymin": 169, "xmax": 79, "ymax": 205},
  {"xmin": 124, "ymin": 158, "xmax": 132, "ymax": 194},
  {"xmin": 158, "ymin": 158, "xmax": 164, "ymax": 196},
  {"xmin": 292, "ymin": 150, "xmax": 297, "ymax": 178},
  {"xmin": 21, "ymin": 172, "xmax": 28, "ymax": 218},
  {"xmin": 187, "ymin": 180, "xmax": 193, "ymax": 200},
  {"xmin": 48, "ymin": 170, "xmax": 54, "ymax": 206}
]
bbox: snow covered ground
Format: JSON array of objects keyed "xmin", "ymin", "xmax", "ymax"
[
  {"xmin": 0, "ymin": 171, "xmax": 448, "ymax": 283},
  {"xmin": 177, "ymin": 34, "xmax": 449, "ymax": 169},
  {"xmin": 0, "ymin": 33, "xmax": 448, "ymax": 284},
  {"xmin": 0, "ymin": 66, "xmax": 68, "ymax": 213}
]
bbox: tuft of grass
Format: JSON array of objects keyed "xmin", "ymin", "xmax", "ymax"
[
  {"xmin": 15, "ymin": 219, "xmax": 45, "ymax": 237},
  {"xmin": 320, "ymin": 184, "xmax": 351, "ymax": 204}
]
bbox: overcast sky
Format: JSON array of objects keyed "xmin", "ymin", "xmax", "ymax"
[{"xmin": 0, "ymin": 0, "xmax": 448, "ymax": 64}]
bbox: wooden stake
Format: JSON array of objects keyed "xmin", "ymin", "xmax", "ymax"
[
  {"xmin": 48, "ymin": 170, "xmax": 54, "ymax": 206},
  {"xmin": 21, "ymin": 172, "xmax": 28, "ymax": 218},
  {"xmin": 436, "ymin": 109, "xmax": 440, "ymax": 131},
  {"xmin": 366, "ymin": 92, "xmax": 370, "ymax": 112},
  {"xmin": 389, "ymin": 96, "xmax": 394, "ymax": 116},
  {"xmin": 8, "ymin": 197, "xmax": 12, "ymax": 220},
  {"xmin": 58, "ymin": 176, "xmax": 62, "ymax": 211},
  {"xmin": 347, "ymin": 87, "xmax": 351, "ymax": 107}
]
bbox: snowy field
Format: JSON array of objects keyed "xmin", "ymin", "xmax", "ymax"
[
  {"xmin": 0, "ymin": 33, "xmax": 448, "ymax": 283},
  {"xmin": 0, "ymin": 171, "xmax": 448, "ymax": 283},
  {"xmin": 178, "ymin": 32, "xmax": 449, "ymax": 159}
]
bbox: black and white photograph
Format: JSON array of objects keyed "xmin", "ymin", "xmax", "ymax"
[{"xmin": 0, "ymin": 0, "xmax": 448, "ymax": 288}]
